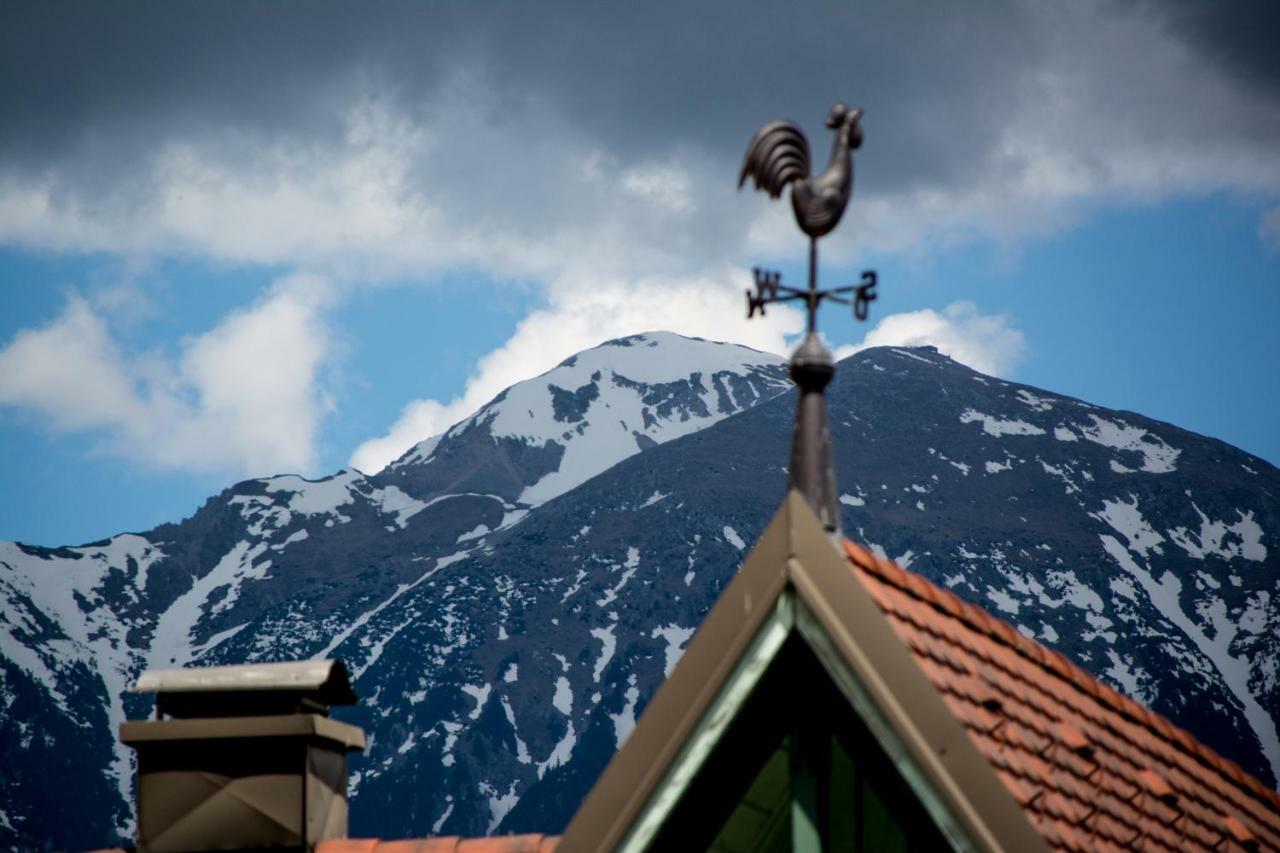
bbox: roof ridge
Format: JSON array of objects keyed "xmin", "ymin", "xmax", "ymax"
[{"xmin": 840, "ymin": 538, "xmax": 1280, "ymax": 816}]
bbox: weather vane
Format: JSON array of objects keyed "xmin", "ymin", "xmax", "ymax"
[
  {"xmin": 738, "ymin": 101, "xmax": 876, "ymax": 534},
  {"xmin": 738, "ymin": 101, "xmax": 876, "ymax": 333}
]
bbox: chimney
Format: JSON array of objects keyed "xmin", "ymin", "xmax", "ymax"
[{"xmin": 120, "ymin": 659, "xmax": 365, "ymax": 852}]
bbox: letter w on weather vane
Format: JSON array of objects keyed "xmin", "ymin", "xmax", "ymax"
[{"xmin": 739, "ymin": 101, "xmax": 878, "ymax": 334}]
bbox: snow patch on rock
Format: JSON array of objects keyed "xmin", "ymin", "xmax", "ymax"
[
  {"xmin": 1168, "ymin": 506, "xmax": 1267, "ymax": 562},
  {"xmin": 960, "ymin": 409, "xmax": 1045, "ymax": 437},
  {"xmin": 650, "ymin": 624, "xmax": 695, "ymax": 677},
  {"xmin": 1076, "ymin": 415, "xmax": 1179, "ymax": 473}
]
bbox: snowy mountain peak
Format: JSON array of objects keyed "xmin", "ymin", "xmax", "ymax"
[
  {"xmin": 3, "ymin": 335, "xmax": 1278, "ymax": 850},
  {"xmin": 384, "ymin": 332, "xmax": 790, "ymax": 508}
]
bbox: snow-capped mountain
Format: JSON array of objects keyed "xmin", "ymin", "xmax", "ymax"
[
  {"xmin": 380, "ymin": 330, "xmax": 789, "ymax": 507},
  {"xmin": 0, "ymin": 334, "xmax": 1276, "ymax": 850},
  {"xmin": 0, "ymin": 332, "xmax": 788, "ymax": 848}
]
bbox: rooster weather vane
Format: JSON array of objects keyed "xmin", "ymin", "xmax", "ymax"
[
  {"xmin": 738, "ymin": 101, "xmax": 876, "ymax": 332},
  {"xmin": 738, "ymin": 101, "xmax": 875, "ymax": 534}
]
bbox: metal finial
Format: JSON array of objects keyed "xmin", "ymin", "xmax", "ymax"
[{"xmin": 739, "ymin": 102, "xmax": 879, "ymax": 533}]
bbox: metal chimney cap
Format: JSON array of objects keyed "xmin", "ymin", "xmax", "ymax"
[{"xmin": 131, "ymin": 659, "xmax": 357, "ymax": 706}]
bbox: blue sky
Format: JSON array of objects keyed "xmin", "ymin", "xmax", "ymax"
[{"xmin": 2, "ymin": 2, "xmax": 1278, "ymax": 546}]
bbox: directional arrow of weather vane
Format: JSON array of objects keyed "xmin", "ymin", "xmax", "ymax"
[{"xmin": 738, "ymin": 101, "xmax": 877, "ymax": 333}]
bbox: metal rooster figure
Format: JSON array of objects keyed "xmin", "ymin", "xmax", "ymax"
[
  {"xmin": 738, "ymin": 101, "xmax": 877, "ymax": 533},
  {"xmin": 738, "ymin": 101, "xmax": 876, "ymax": 332}
]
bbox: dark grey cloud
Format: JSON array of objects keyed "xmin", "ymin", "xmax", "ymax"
[
  {"xmin": 1153, "ymin": 0, "xmax": 1280, "ymax": 96},
  {"xmin": 2, "ymin": 0, "xmax": 1277, "ymax": 269},
  {"xmin": 0, "ymin": 1, "xmax": 1072, "ymax": 194}
]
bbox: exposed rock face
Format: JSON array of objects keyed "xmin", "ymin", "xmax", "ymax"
[{"xmin": 1, "ymin": 335, "xmax": 1276, "ymax": 849}]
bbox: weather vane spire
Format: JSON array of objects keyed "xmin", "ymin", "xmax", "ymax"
[{"xmin": 739, "ymin": 101, "xmax": 878, "ymax": 533}]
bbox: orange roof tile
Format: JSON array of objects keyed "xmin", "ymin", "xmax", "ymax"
[{"xmin": 842, "ymin": 538, "xmax": 1280, "ymax": 852}]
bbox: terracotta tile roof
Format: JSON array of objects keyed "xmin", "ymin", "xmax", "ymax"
[
  {"xmin": 842, "ymin": 539, "xmax": 1280, "ymax": 852},
  {"xmin": 316, "ymin": 836, "xmax": 558, "ymax": 853}
]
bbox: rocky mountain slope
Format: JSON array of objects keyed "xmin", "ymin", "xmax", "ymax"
[{"xmin": 1, "ymin": 333, "xmax": 1276, "ymax": 849}]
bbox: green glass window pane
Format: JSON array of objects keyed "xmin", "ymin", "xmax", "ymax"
[
  {"xmin": 827, "ymin": 736, "xmax": 857, "ymax": 853},
  {"xmin": 649, "ymin": 637, "xmax": 950, "ymax": 852},
  {"xmin": 860, "ymin": 770, "xmax": 907, "ymax": 853},
  {"xmin": 707, "ymin": 744, "xmax": 791, "ymax": 853}
]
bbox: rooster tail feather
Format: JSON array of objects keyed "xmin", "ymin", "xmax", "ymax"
[{"xmin": 738, "ymin": 120, "xmax": 811, "ymax": 198}]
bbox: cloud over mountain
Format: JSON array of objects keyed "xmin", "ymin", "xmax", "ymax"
[
  {"xmin": 836, "ymin": 301, "xmax": 1027, "ymax": 377},
  {"xmin": 0, "ymin": 275, "xmax": 335, "ymax": 476}
]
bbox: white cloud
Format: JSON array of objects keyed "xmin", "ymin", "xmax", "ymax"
[
  {"xmin": 0, "ymin": 102, "xmax": 433, "ymax": 276},
  {"xmin": 834, "ymin": 301, "xmax": 1026, "ymax": 377},
  {"xmin": 620, "ymin": 162, "xmax": 696, "ymax": 214},
  {"xmin": 0, "ymin": 275, "xmax": 335, "ymax": 476},
  {"xmin": 0, "ymin": 92, "xmax": 727, "ymax": 286},
  {"xmin": 0, "ymin": 297, "xmax": 146, "ymax": 432},
  {"xmin": 350, "ymin": 266, "xmax": 802, "ymax": 473}
]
